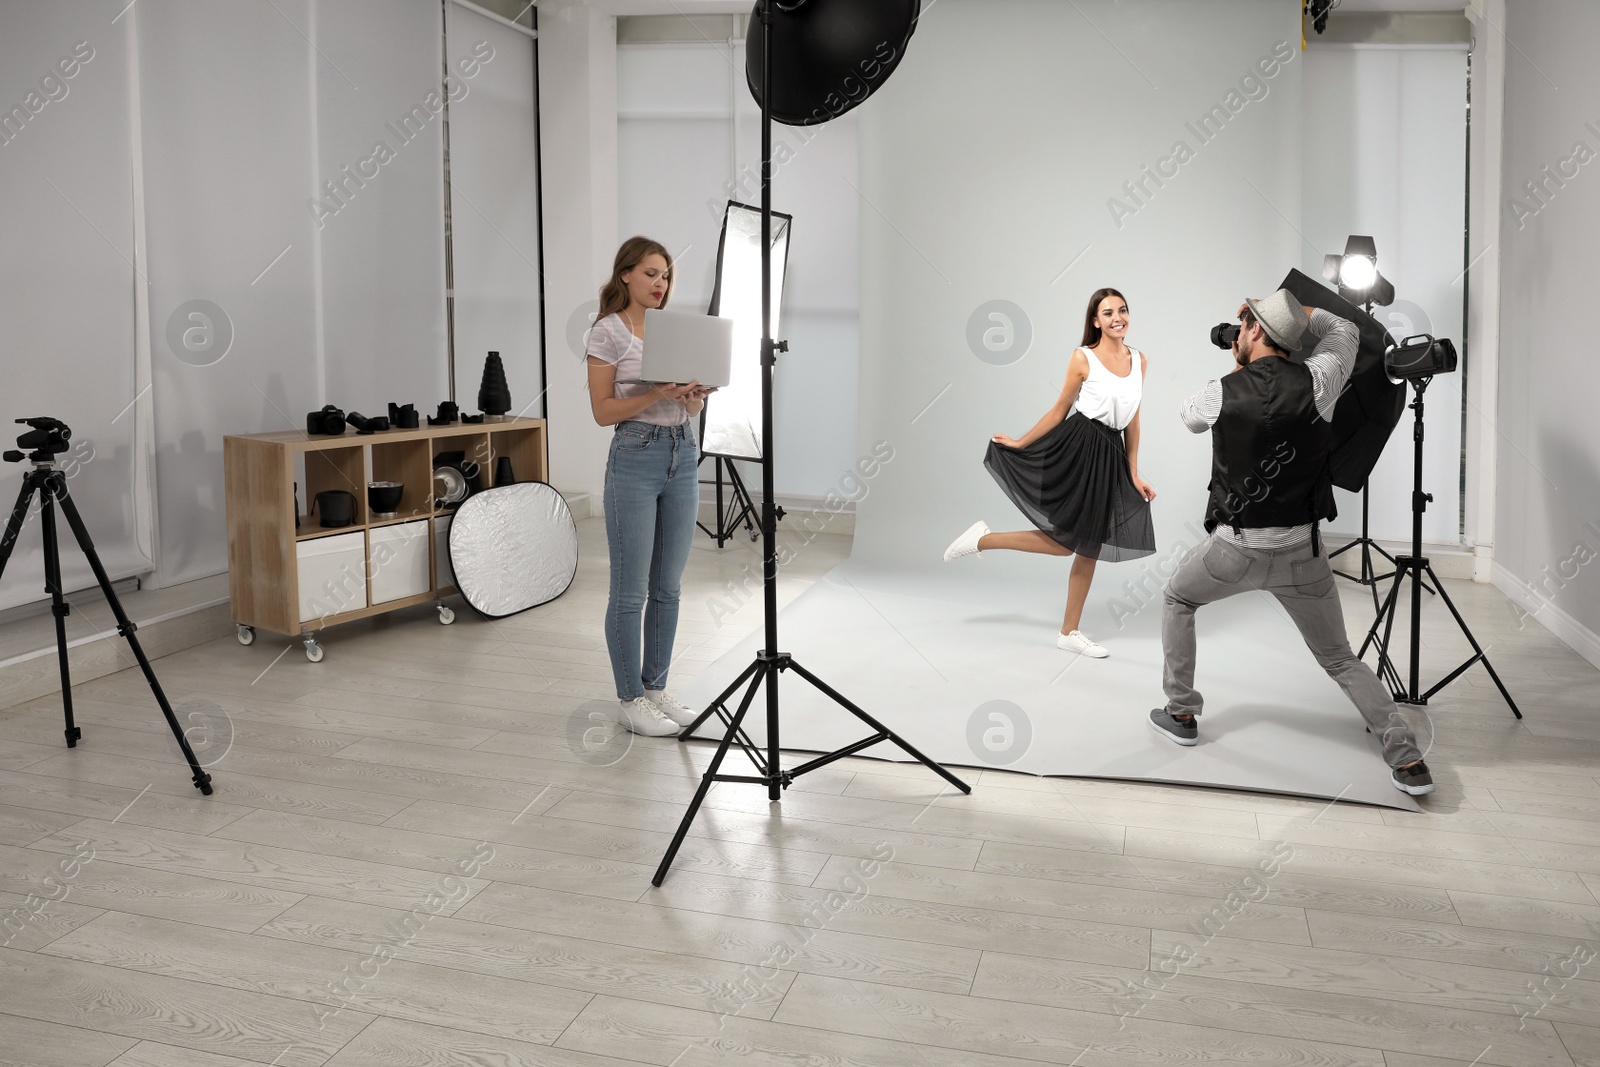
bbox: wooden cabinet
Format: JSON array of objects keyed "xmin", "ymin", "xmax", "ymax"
[{"xmin": 223, "ymin": 418, "xmax": 547, "ymax": 657}]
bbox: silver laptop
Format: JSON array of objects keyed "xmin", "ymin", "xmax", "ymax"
[{"xmin": 618, "ymin": 309, "xmax": 734, "ymax": 387}]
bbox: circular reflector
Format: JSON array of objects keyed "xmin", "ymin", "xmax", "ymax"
[
  {"xmin": 447, "ymin": 483, "xmax": 578, "ymax": 619},
  {"xmin": 747, "ymin": 0, "xmax": 920, "ymax": 126}
]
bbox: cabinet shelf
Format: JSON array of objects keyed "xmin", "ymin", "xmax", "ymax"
[{"xmin": 224, "ymin": 417, "xmax": 548, "ymax": 642}]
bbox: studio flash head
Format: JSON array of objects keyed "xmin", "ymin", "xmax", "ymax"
[
  {"xmin": 346, "ymin": 411, "xmax": 390, "ymax": 435},
  {"xmin": 1384, "ymin": 334, "xmax": 1458, "ymax": 382},
  {"xmin": 306, "ymin": 405, "xmax": 346, "ymax": 436},
  {"xmin": 1210, "ymin": 322, "xmax": 1241, "ymax": 350}
]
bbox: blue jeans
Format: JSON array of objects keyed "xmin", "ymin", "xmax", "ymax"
[{"xmin": 603, "ymin": 420, "xmax": 699, "ymax": 700}]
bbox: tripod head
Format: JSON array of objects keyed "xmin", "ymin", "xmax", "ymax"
[{"xmin": 3, "ymin": 417, "xmax": 71, "ymax": 465}]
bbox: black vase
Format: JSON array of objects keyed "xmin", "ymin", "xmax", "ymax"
[
  {"xmin": 494, "ymin": 457, "xmax": 514, "ymax": 486},
  {"xmin": 478, "ymin": 351, "xmax": 511, "ymax": 417}
]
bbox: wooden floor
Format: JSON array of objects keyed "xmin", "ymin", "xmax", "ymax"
[{"xmin": 2, "ymin": 517, "xmax": 1598, "ymax": 1067}]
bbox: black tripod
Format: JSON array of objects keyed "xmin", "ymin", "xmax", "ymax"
[
  {"xmin": 1357, "ymin": 382, "xmax": 1521, "ymax": 718},
  {"xmin": 652, "ymin": 1, "xmax": 968, "ymax": 886},
  {"xmin": 0, "ymin": 419, "xmax": 214, "ymax": 794},
  {"xmin": 1328, "ymin": 484, "xmax": 1395, "ymax": 591},
  {"xmin": 696, "ymin": 453, "xmax": 759, "ymax": 547}
]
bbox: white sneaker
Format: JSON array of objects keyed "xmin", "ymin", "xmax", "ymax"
[
  {"xmin": 1057, "ymin": 630, "xmax": 1108, "ymax": 658},
  {"xmin": 646, "ymin": 690, "xmax": 700, "ymax": 727},
  {"xmin": 617, "ymin": 696, "xmax": 680, "ymax": 737},
  {"xmin": 944, "ymin": 521, "xmax": 990, "ymax": 562}
]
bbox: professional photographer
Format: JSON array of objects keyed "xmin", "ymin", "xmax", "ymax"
[{"xmin": 1148, "ymin": 290, "xmax": 1434, "ymax": 797}]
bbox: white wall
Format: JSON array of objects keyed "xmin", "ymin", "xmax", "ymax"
[
  {"xmin": 1492, "ymin": 0, "xmax": 1600, "ymax": 662},
  {"xmin": 1302, "ymin": 44, "xmax": 1468, "ymax": 547},
  {"xmin": 616, "ymin": 37, "xmax": 859, "ymax": 498},
  {"xmin": 538, "ymin": 1, "xmax": 618, "ymax": 500}
]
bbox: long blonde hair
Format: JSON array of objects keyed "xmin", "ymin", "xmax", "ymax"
[{"xmin": 598, "ymin": 236, "xmax": 675, "ymax": 320}]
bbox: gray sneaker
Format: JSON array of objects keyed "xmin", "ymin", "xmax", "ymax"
[
  {"xmin": 1149, "ymin": 708, "xmax": 1198, "ymax": 746},
  {"xmin": 1392, "ymin": 761, "xmax": 1435, "ymax": 796}
]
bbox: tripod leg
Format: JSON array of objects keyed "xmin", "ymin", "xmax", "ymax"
[
  {"xmin": 1418, "ymin": 563, "xmax": 1523, "ymax": 719},
  {"xmin": 37, "ymin": 492, "xmax": 81, "ymax": 747},
  {"xmin": 1360, "ymin": 566, "xmax": 1406, "ymax": 699},
  {"xmin": 0, "ymin": 476, "xmax": 39, "ymax": 576},
  {"xmin": 784, "ymin": 658, "xmax": 972, "ymax": 794},
  {"xmin": 51, "ymin": 481, "xmax": 214, "ymax": 793},
  {"xmin": 653, "ymin": 663, "xmax": 769, "ymax": 886},
  {"xmin": 679, "ymin": 656, "xmax": 762, "ymax": 741}
]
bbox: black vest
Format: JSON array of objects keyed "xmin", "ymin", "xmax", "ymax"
[{"xmin": 1204, "ymin": 358, "xmax": 1337, "ymax": 533}]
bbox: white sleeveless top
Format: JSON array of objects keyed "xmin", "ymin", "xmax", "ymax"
[{"xmin": 1073, "ymin": 346, "xmax": 1142, "ymax": 431}]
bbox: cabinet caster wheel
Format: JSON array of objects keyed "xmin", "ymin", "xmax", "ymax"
[
  {"xmin": 236, "ymin": 624, "xmax": 255, "ymax": 646},
  {"xmin": 437, "ymin": 605, "xmax": 455, "ymax": 625},
  {"xmin": 304, "ymin": 638, "xmax": 324, "ymax": 663}
]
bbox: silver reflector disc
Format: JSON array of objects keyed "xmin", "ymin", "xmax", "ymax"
[{"xmin": 447, "ymin": 483, "xmax": 578, "ymax": 618}]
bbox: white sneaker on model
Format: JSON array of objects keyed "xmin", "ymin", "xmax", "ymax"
[
  {"xmin": 646, "ymin": 690, "xmax": 699, "ymax": 728},
  {"xmin": 944, "ymin": 521, "xmax": 990, "ymax": 562},
  {"xmin": 617, "ymin": 696, "xmax": 680, "ymax": 737},
  {"xmin": 1057, "ymin": 630, "xmax": 1109, "ymax": 658}
]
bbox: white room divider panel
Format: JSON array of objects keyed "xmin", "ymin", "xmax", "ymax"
[
  {"xmin": 445, "ymin": 3, "xmax": 544, "ymax": 414},
  {"xmin": 0, "ymin": 2, "xmax": 154, "ymax": 612},
  {"xmin": 138, "ymin": 0, "xmax": 447, "ymax": 587},
  {"xmin": 1302, "ymin": 44, "xmax": 1468, "ymax": 547}
]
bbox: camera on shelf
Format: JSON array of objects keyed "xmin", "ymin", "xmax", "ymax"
[{"xmin": 306, "ymin": 405, "xmax": 346, "ymax": 436}]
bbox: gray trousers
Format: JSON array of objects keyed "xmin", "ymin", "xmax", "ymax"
[{"xmin": 1161, "ymin": 531, "xmax": 1423, "ymax": 768}]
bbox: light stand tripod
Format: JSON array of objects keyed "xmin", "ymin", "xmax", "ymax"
[
  {"xmin": 1357, "ymin": 382, "xmax": 1521, "ymax": 718},
  {"xmin": 696, "ymin": 453, "xmax": 759, "ymax": 547},
  {"xmin": 652, "ymin": 0, "xmax": 968, "ymax": 886},
  {"xmin": 1327, "ymin": 482, "xmax": 1396, "ymax": 595},
  {"xmin": 0, "ymin": 418, "xmax": 215, "ymax": 794}
]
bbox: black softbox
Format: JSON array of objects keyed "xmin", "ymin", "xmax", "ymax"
[{"xmin": 1279, "ymin": 268, "xmax": 1407, "ymax": 491}]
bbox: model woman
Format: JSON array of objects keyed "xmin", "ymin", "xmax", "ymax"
[
  {"xmin": 586, "ymin": 237, "xmax": 714, "ymax": 736},
  {"xmin": 943, "ymin": 287, "xmax": 1157, "ymax": 657}
]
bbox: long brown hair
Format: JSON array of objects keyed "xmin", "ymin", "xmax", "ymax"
[
  {"xmin": 1080, "ymin": 287, "xmax": 1128, "ymax": 347},
  {"xmin": 597, "ymin": 237, "xmax": 675, "ymax": 320}
]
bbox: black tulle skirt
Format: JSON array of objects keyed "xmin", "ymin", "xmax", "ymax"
[{"xmin": 984, "ymin": 412, "xmax": 1156, "ymax": 562}]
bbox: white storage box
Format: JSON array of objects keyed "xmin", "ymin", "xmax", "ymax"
[
  {"xmin": 296, "ymin": 531, "xmax": 367, "ymax": 622},
  {"xmin": 369, "ymin": 521, "xmax": 431, "ymax": 604}
]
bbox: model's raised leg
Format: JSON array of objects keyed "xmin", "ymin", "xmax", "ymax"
[{"xmin": 981, "ymin": 530, "xmax": 1073, "ymax": 556}]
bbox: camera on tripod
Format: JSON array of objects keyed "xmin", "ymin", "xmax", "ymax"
[{"xmin": 3, "ymin": 417, "xmax": 72, "ymax": 464}]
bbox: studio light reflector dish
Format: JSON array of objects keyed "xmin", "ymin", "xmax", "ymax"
[
  {"xmin": 747, "ymin": 0, "xmax": 920, "ymax": 127},
  {"xmin": 1322, "ymin": 235, "xmax": 1394, "ymax": 308},
  {"xmin": 702, "ymin": 201, "xmax": 791, "ymax": 461}
]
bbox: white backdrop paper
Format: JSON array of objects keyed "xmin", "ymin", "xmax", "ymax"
[{"xmin": 854, "ymin": 0, "xmax": 1304, "ymax": 574}]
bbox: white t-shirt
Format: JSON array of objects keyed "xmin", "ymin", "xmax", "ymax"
[
  {"xmin": 1073, "ymin": 346, "xmax": 1142, "ymax": 431},
  {"xmin": 586, "ymin": 312, "xmax": 690, "ymax": 427}
]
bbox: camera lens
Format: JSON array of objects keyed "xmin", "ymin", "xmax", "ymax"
[{"xmin": 1210, "ymin": 323, "xmax": 1240, "ymax": 350}]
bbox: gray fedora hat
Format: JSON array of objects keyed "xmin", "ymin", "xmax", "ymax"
[{"xmin": 1245, "ymin": 289, "xmax": 1308, "ymax": 352}]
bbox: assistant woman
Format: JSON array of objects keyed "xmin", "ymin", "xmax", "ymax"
[
  {"xmin": 586, "ymin": 237, "xmax": 714, "ymax": 736},
  {"xmin": 943, "ymin": 287, "xmax": 1157, "ymax": 657}
]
